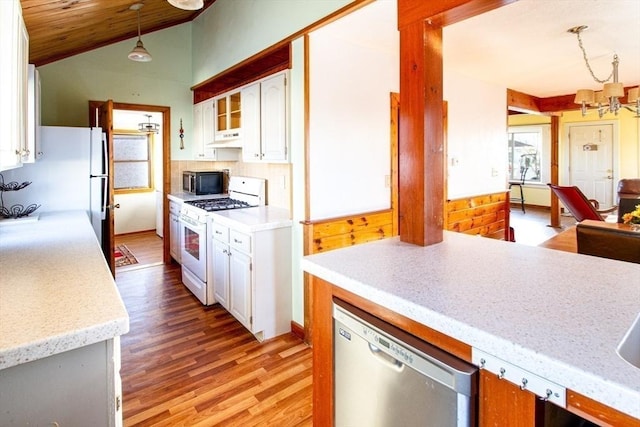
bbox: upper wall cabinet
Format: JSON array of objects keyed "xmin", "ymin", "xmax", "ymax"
[
  {"xmin": 214, "ymin": 90, "xmax": 242, "ymax": 146},
  {"xmin": 193, "ymin": 98, "xmax": 240, "ymax": 161},
  {"xmin": 241, "ymin": 72, "xmax": 289, "ymax": 163},
  {"xmin": 0, "ymin": 0, "xmax": 29, "ymax": 171}
]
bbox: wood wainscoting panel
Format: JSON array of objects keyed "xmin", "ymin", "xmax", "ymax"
[
  {"xmin": 445, "ymin": 191, "xmax": 510, "ymax": 240},
  {"xmin": 303, "ymin": 209, "xmax": 394, "ymax": 254}
]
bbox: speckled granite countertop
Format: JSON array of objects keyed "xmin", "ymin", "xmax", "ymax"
[
  {"xmin": 301, "ymin": 233, "xmax": 640, "ymax": 419},
  {"xmin": 210, "ymin": 206, "xmax": 292, "ymax": 233},
  {"xmin": 0, "ymin": 211, "xmax": 129, "ymax": 370}
]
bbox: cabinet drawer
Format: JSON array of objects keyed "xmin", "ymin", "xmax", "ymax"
[
  {"xmin": 169, "ymin": 201, "xmax": 181, "ymax": 215},
  {"xmin": 211, "ymin": 222, "xmax": 229, "ymax": 242},
  {"xmin": 229, "ymin": 229, "xmax": 251, "ymax": 253}
]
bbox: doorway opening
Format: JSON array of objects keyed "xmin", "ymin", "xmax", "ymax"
[{"xmin": 89, "ymin": 100, "xmax": 171, "ymax": 272}]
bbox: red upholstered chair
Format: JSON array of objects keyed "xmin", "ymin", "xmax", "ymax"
[{"xmin": 547, "ymin": 184, "xmax": 616, "ymax": 222}]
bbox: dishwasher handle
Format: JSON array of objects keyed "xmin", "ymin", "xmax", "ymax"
[{"xmin": 368, "ymin": 343, "xmax": 404, "ymax": 371}]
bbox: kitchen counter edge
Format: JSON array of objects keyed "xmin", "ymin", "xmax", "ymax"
[{"xmin": 0, "ymin": 211, "xmax": 130, "ymax": 370}]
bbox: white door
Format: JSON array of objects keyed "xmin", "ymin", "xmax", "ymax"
[
  {"xmin": 568, "ymin": 123, "xmax": 614, "ymax": 207},
  {"xmin": 212, "ymin": 240, "xmax": 230, "ymax": 310},
  {"xmin": 261, "ymin": 73, "xmax": 287, "ymax": 162},
  {"xmin": 241, "ymin": 82, "xmax": 261, "ymax": 161},
  {"xmin": 229, "ymin": 249, "xmax": 252, "ymax": 331}
]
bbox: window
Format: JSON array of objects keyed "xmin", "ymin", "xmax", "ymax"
[
  {"xmin": 113, "ymin": 132, "xmax": 154, "ymax": 193},
  {"xmin": 507, "ymin": 125, "xmax": 550, "ymax": 183}
]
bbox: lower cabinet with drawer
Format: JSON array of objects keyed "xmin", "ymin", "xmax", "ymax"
[{"xmin": 210, "ymin": 218, "xmax": 292, "ymax": 341}]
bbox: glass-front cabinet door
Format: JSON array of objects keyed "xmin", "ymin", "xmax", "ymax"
[{"xmin": 215, "ymin": 90, "xmax": 241, "ymax": 142}]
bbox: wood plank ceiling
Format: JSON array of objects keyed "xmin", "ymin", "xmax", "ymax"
[{"xmin": 21, "ymin": 0, "xmax": 215, "ymax": 66}]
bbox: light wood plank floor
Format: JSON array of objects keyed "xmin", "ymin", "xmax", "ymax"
[
  {"xmin": 509, "ymin": 205, "xmax": 577, "ymax": 247},
  {"xmin": 115, "ymin": 230, "xmax": 164, "ymax": 270},
  {"xmin": 115, "ymin": 261, "xmax": 312, "ymax": 426}
]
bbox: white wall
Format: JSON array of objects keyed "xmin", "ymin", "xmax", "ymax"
[
  {"xmin": 308, "ymin": 0, "xmax": 399, "ymax": 219},
  {"xmin": 444, "ymin": 69, "xmax": 508, "ymax": 199}
]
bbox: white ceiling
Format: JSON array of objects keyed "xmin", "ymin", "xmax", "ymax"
[{"xmin": 444, "ymin": 0, "xmax": 640, "ymax": 98}]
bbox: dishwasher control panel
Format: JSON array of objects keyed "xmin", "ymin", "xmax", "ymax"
[{"xmin": 472, "ymin": 348, "xmax": 566, "ymax": 407}]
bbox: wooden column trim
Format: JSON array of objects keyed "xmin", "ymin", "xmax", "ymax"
[
  {"xmin": 550, "ymin": 115, "xmax": 561, "ymax": 227},
  {"xmin": 399, "ymin": 20, "xmax": 444, "ymax": 246}
]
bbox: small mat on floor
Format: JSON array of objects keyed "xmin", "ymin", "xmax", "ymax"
[{"xmin": 115, "ymin": 244, "xmax": 138, "ymax": 268}]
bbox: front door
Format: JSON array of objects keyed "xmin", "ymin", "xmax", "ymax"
[{"xmin": 568, "ymin": 123, "xmax": 614, "ymax": 207}]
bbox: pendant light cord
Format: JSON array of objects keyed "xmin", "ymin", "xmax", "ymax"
[
  {"xmin": 137, "ymin": 9, "xmax": 142, "ymax": 42},
  {"xmin": 574, "ymin": 29, "xmax": 614, "ymax": 84}
]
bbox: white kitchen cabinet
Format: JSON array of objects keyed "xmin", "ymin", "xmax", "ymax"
[
  {"xmin": 193, "ymin": 98, "xmax": 240, "ymax": 160},
  {"xmin": 229, "ymin": 247, "xmax": 251, "ymax": 330},
  {"xmin": 0, "ymin": 338, "xmax": 123, "ymax": 427},
  {"xmin": 214, "ymin": 90, "xmax": 242, "ymax": 145},
  {"xmin": 169, "ymin": 200, "xmax": 182, "ymax": 263},
  {"xmin": 211, "ymin": 227, "xmax": 229, "ymax": 310},
  {"xmin": 241, "ymin": 72, "xmax": 289, "ymax": 163},
  {"xmin": 210, "ymin": 217, "xmax": 291, "ymax": 341},
  {"xmin": 0, "ymin": 0, "xmax": 29, "ymax": 171},
  {"xmin": 24, "ymin": 64, "xmax": 41, "ymax": 164}
]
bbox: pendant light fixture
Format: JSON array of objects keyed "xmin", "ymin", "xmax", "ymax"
[
  {"xmin": 167, "ymin": 0, "xmax": 204, "ymax": 10},
  {"xmin": 570, "ymin": 25, "xmax": 639, "ymax": 118},
  {"xmin": 128, "ymin": 3, "xmax": 152, "ymax": 62},
  {"xmin": 139, "ymin": 114, "xmax": 159, "ymax": 134}
]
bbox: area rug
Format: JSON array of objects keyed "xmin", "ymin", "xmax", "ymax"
[{"xmin": 115, "ymin": 244, "xmax": 138, "ymax": 268}]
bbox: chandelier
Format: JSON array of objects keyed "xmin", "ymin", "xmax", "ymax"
[
  {"xmin": 139, "ymin": 114, "xmax": 159, "ymax": 133},
  {"xmin": 570, "ymin": 26, "xmax": 639, "ymax": 118}
]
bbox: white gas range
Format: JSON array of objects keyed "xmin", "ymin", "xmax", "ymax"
[{"xmin": 179, "ymin": 176, "xmax": 266, "ymax": 305}]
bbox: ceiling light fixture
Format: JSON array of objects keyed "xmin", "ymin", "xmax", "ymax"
[
  {"xmin": 128, "ymin": 3, "xmax": 152, "ymax": 62},
  {"xmin": 139, "ymin": 114, "xmax": 159, "ymax": 133},
  {"xmin": 167, "ymin": 0, "xmax": 204, "ymax": 11},
  {"xmin": 570, "ymin": 26, "xmax": 639, "ymax": 118}
]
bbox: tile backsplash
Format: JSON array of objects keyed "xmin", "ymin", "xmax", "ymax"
[{"xmin": 171, "ymin": 160, "xmax": 292, "ymax": 211}]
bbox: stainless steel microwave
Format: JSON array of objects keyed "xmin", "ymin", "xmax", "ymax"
[{"xmin": 182, "ymin": 171, "xmax": 224, "ymax": 195}]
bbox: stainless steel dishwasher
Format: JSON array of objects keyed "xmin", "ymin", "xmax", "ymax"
[{"xmin": 333, "ymin": 299, "xmax": 478, "ymax": 427}]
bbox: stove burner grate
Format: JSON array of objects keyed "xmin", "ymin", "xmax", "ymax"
[{"xmin": 185, "ymin": 198, "xmax": 254, "ymax": 212}]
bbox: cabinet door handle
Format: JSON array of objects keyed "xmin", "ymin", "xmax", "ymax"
[{"xmin": 234, "ymin": 238, "xmax": 242, "ymax": 244}]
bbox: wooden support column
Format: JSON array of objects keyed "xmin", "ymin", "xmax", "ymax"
[
  {"xmin": 550, "ymin": 115, "xmax": 561, "ymax": 227},
  {"xmin": 399, "ymin": 20, "xmax": 444, "ymax": 246}
]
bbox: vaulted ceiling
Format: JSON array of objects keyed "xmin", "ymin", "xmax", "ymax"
[{"xmin": 21, "ymin": 0, "xmax": 215, "ymax": 66}]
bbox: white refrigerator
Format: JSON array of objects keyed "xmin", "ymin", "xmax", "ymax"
[{"xmin": 0, "ymin": 126, "xmax": 107, "ymax": 243}]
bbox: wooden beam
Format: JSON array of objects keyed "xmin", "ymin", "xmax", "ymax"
[
  {"xmin": 398, "ymin": 0, "xmax": 518, "ymax": 29},
  {"xmin": 507, "ymin": 88, "xmax": 541, "ymax": 113},
  {"xmin": 538, "ymin": 93, "xmax": 577, "ymax": 113}
]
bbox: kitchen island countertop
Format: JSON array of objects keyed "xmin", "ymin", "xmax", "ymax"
[
  {"xmin": 0, "ymin": 210, "xmax": 129, "ymax": 370},
  {"xmin": 301, "ymin": 232, "xmax": 640, "ymax": 419}
]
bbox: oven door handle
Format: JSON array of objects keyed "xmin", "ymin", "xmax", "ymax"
[{"xmin": 179, "ymin": 215, "xmax": 206, "ymax": 231}]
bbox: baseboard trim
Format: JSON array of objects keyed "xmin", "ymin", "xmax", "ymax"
[{"xmin": 291, "ymin": 321, "xmax": 305, "ymax": 341}]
